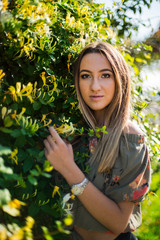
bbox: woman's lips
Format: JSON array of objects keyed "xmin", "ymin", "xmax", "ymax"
[{"xmin": 90, "ymin": 95, "xmax": 104, "ymax": 100}]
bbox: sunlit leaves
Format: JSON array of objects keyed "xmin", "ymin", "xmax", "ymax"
[{"xmin": 88, "ymin": 126, "xmax": 108, "ymax": 138}]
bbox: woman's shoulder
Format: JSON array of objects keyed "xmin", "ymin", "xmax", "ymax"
[
  {"xmin": 123, "ymin": 120, "xmax": 143, "ymax": 135},
  {"xmin": 121, "ymin": 121, "xmax": 145, "ymax": 144}
]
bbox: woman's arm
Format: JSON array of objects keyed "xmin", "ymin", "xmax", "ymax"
[{"xmin": 44, "ymin": 127, "xmax": 134, "ymax": 235}]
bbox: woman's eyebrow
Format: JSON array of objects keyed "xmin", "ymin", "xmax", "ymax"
[
  {"xmin": 80, "ymin": 68, "xmax": 113, "ymax": 73},
  {"xmin": 99, "ymin": 68, "xmax": 113, "ymax": 73},
  {"xmin": 80, "ymin": 69, "xmax": 91, "ymax": 73}
]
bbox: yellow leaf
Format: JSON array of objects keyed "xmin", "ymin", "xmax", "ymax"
[{"xmin": 135, "ymin": 58, "xmax": 147, "ymax": 64}]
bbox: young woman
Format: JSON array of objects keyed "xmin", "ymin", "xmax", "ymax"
[{"xmin": 44, "ymin": 42, "xmax": 151, "ymax": 240}]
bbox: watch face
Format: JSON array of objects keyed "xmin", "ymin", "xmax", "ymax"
[
  {"xmin": 72, "ymin": 186, "xmax": 83, "ymax": 195},
  {"xmin": 71, "ymin": 178, "xmax": 89, "ymax": 196}
]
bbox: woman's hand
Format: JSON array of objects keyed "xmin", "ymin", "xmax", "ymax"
[{"xmin": 44, "ymin": 126, "xmax": 74, "ymax": 176}]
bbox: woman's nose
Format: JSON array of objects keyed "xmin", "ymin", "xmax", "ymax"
[{"xmin": 90, "ymin": 77, "xmax": 101, "ymax": 91}]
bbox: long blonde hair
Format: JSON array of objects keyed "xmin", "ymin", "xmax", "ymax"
[{"xmin": 74, "ymin": 42, "xmax": 131, "ymax": 173}]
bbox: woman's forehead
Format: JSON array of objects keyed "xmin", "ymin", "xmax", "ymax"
[{"xmin": 80, "ymin": 53, "xmax": 112, "ymax": 71}]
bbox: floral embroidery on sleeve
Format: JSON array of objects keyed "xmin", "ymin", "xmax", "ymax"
[
  {"xmin": 132, "ymin": 183, "xmax": 149, "ymax": 201},
  {"xmin": 138, "ymin": 136, "xmax": 144, "ymax": 143},
  {"xmin": 89, "ymin": 137, "xmax": 98, "ymax": 154},
  {"xmin": 124, "ymin": 193, "xmax": 129, "ymax": 201},
  {"xmin": 129, "ymin": 172, "xmax": 146, "ymax": 189},
  {"xmin": 123, "ymin": 156, "xmax": 150, "ymax": 202},
  {"xmin": 110, "ymin": 175, "xmax": 120, "ymax": 186}
]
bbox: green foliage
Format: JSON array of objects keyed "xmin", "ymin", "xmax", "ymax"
[
  {"xmin": 135, "ymin": 171, "xmax": 160, "ymax": 239},
  {"xmin": 0, "ymin": 0, "xmax": 110, "ymax": 238},
  {"xmin": 0, "ymin": 0, "xmax": 160, "ymax": 239}
]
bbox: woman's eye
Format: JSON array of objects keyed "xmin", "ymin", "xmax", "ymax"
[
  {"xmin": 101, "ymin": 73, "xmax": 110, "ymax": 78},
  {"xmin": 81, "ymin": 74, "xmax": 91, "ymax": 79}
]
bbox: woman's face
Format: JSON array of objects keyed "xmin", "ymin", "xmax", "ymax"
[{"xmin": 79, "ymin": 53, "xmax": 115, "ymax": 123}]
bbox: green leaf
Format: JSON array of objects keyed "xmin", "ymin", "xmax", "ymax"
[
  {"xmin": 33, "ymin": 101, "xmax": 42, "ymax": 110},
  {"xmin": 41, "ymin": 172, "xmax": 51, "ymax": 178},
  {"xmin": 95, "ymin": 133, "xmax": 101, "ymax": 138},
  {"xmin": 104, "ymin": 17, "xmax": 111, "ymax": 26},
  {"xmin": 29, "ymin": 203, "xmax": 40, "ymax": 216},
  {"xmin": 38, "ymin": 150, "xmax": 45, "ymax": 159},
  {"xmin": 0, "ymin": 127, "xmax": 13, "ymax": 134},
  {"xmin": 88, "ymin": 129, "xmax": 94, "ymax": 137},
  {"xmin": 42, "ymin": 226, "xmax": 54, "ymax": 240},
  {"xmin": 0, "ymin": 178, "xmax": 5, "ymax": 187},
  {"xmin": 21, "ymin": 128, "xmax": 26, "ymax": 135},
  {"xmin": 28, "ymin": 175, "xmax": 38, "ymax": 186},
  {"xmin": 3, "ymin": 173, "xmax": 21, "ymax": 181},
  {"xmin": 4, "ymin": 116, "xmax": 13, "ymax": 127},
  {"xmin": 135, "ymin": 58, "xmax": 147, "ymax": 64},
  {"xmin": 27, "ymin": 148, "xmax": 40, "ymax": 157},
  {"xmin": 30, "ymin": 169, "xmax": 39, "ymax": 176},
  {"xmin": 0, "ymin": 189, "xmax": 11, "ymax": 206},
  {"xmin": 10, "ymin": 129, "xmax": 22, "ymax": 138},
  {"xmin": 15, "ymin": 135, "xmax": 26, "ymax": 147},
  {"xmin": 23, "ymin": 158, "xmax": 34, "ymax": 173}
]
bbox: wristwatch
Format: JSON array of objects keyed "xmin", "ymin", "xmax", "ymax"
[{"xmin": 71, "ymin": 177, "xmax": 89, "ymax": 196}]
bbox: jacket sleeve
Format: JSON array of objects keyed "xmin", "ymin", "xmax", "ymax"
[{"xmin": 104, "ymin": 134, "xmax": 151, "ymax": 204}]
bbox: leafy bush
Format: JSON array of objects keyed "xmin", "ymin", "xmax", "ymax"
[
  {"xmin": 0, "ymin": 0, "xmax": 159, "ymax": 239},
  {"xmin": 135, "ymin": 170, "xmax": 160, "ymax": 240}
]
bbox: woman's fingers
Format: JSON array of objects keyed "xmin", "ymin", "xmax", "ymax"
[
  {"xmin": 48, "ymin": 126, "xmax": 64, "ymax": 145},
  {"xmin": 44, "ymin": 148, "xmax": 49, "ymax": 157},
  {"xmin": 43, "ymin": 127, "xmax": 74, "ymax": 174},
  {"xmin": 44, "ymin": 139, "xmax": 52, "ymax": 153},
  {"xmin": 47, "ymin": 135, "xmax": 56, "ymax": 148}
]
